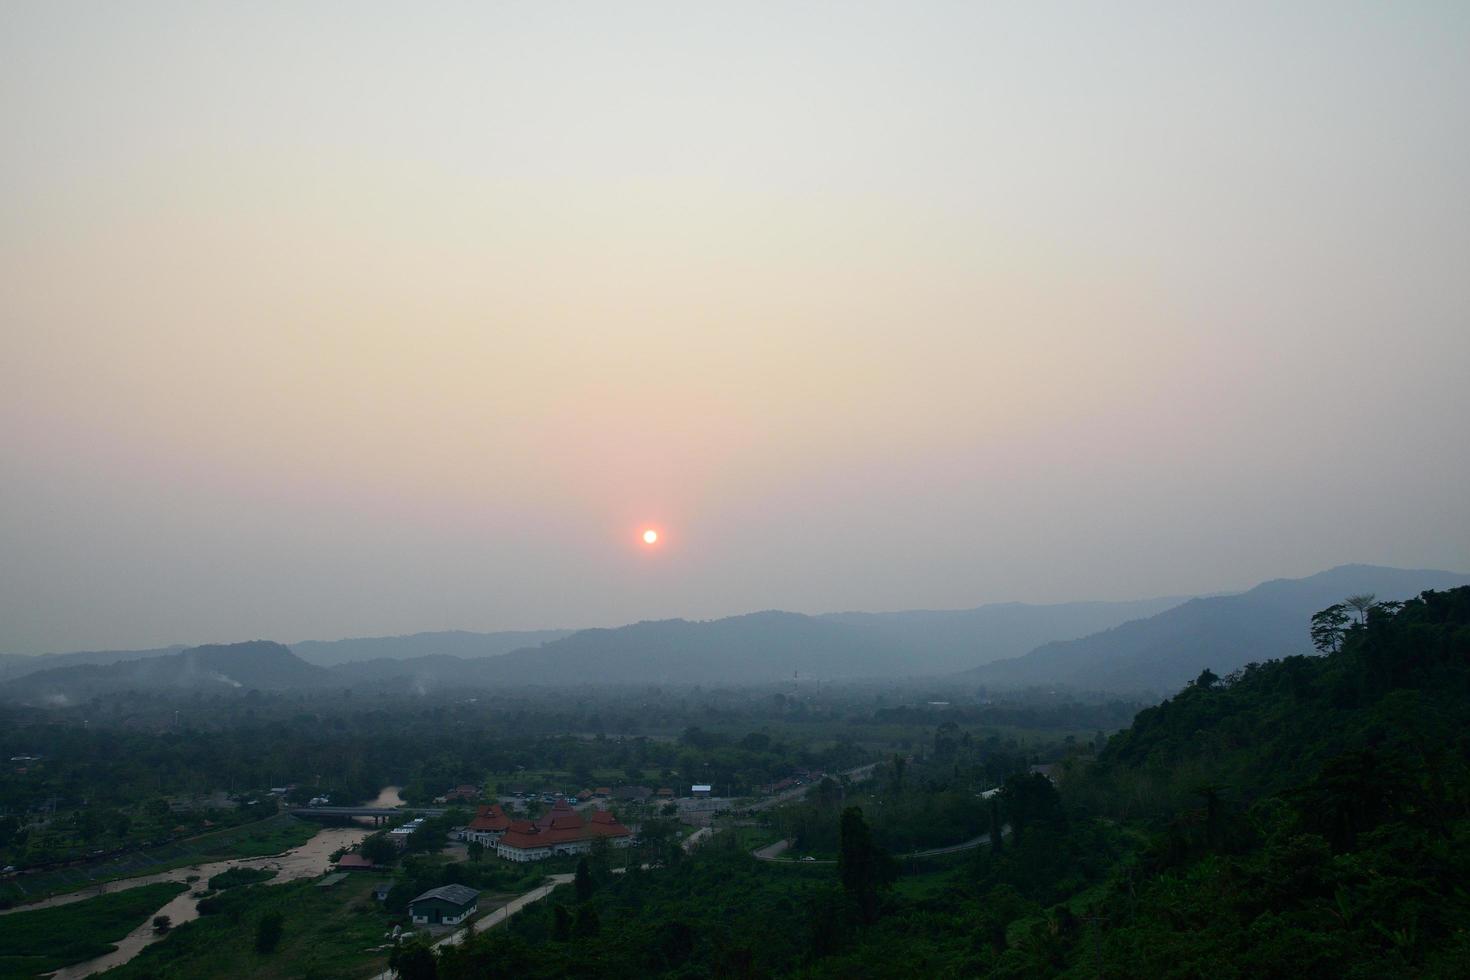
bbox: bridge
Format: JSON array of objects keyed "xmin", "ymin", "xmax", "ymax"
[{"xmin": 288, "ymin": 806, "xmax": 447, "ymax": 825}]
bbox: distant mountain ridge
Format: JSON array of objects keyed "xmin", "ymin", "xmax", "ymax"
[
  {"xmin": 1, "ymin": 596, "xmax": 1184, "ymax": 692},
  {"xmin": 1, "ymin": 641, "xmax": 331, "ymax": 704},
  {"xmin": 0, "ymin": 645, "xmax": 188, "ymax": 683},
  {"xmin": 818, "ymin": 596, "xmax": 1186, "ymax": 671},
  {"xmin": 290, "ymin": 629, "xmax": 576, "ymax": 667},
  {"xmin": 963, "ymin": 564, "xmax": 1470, "ymax": 695},
  {"xmin": 15, "ymin": 569, "xmax": 1461, "ymax": 699},
  {"xmin": 327, "ymin": 597, "xmax": 1190, "ymax": 689}
]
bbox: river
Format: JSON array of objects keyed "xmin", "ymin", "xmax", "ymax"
[{"xmin": 27, "ymin": 786, "xmax": 403, "ymax": 979}]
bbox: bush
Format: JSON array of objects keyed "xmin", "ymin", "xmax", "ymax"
[{"xmin": 255, "ymin": 910, "xmax": 283, "ymax": 953}]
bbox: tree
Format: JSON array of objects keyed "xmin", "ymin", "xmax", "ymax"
[
  {"xmin": 466, "ymin": 840, "xmax": 484, "ymax": 863},
  {"xmin": 361, "ymin": 833, "xmax": 397, "ymax": 867},
  {"xmin": 552, "ymin": 904, "xmax": 572, "ymax": 941},
  {"xmin": 1344, "ymin": 593, "xmax": 1376, "ymax": 625},
  {"xmin": 573, "ymin": 904, "xmax": 600, "ymax": 937},
  {"xmin": 255, "ymin": 910, "xmax": 284, "ymax": 953},
  {"xmin": 989, "ymin": 798, "xmax": 1004, "ymax": 855},
  {"xmin": 389, "ymin": 937, "xmax": 438, "ymax": 980},
  {"xmin": 998, "ymin": 773, "xmax": 1065, "ymax": 844},
  {"xmin": 152, "ymin": 914, "xmax": 171, "ymax": 933},
  {"xmin": 1310, "ymin": 604, "xmax": 1350, "ymax": 653},
  {"xmin": 574, "ymin": 856, "xmax": 595, "ymax": 902},
  {"xmin": 838, "ymin": 806, "xmax": 892, "ymax": 924}
]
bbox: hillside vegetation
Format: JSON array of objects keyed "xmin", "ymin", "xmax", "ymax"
[{"xmin": 419, "ymin": 587, "xmax": 1470, "ymax": 977}]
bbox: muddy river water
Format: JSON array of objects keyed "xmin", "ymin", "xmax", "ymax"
[{"xmin": 19, "ymin": 786, "xmax": 403, "ymax": 978}]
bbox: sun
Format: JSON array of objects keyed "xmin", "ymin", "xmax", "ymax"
[{"xmin": 642, "ymin": 529, "xmax": 659, "ymax": 545}]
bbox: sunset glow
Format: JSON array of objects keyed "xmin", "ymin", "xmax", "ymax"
[{"xmin": 0, "ymin": 5, "xmax": 1466, "ymax": 654}]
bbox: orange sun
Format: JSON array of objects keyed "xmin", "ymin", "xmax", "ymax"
[{"xmin": 642, "ymin": 529, "xmax": 659, "ymax": 545}]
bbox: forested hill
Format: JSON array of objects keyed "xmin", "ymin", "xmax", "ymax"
[
  {"xmin": 1, "ymin": 597, "xmax": 1180, "ymax": 687},
  {"xmin": 290, "ymin": 629, "xmax": 576, "ymax": 666},
  {"xmin": 818, "ymin": 595, "xmax": 1186, "ymax": 671},
  {"xmin": 1061, "ymin": 585, "xmax": 1470, "ymax": 976},
  {"xmin": 0, "ymin": 641, "xmax": 330, "ymax": 703},
  {"xmin": 0, "ymin": 645, "xmax": 187, "ymax": 683},
  {"xmin": 963, "ymin": 564, "xmax": 1470, "ymax": 695},
  {"xmin": 329, "ymin": 599, "xmax": 1190, "ymax": 689}
]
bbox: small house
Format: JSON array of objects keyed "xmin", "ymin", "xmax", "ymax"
[
  {"xmin": 408, "ymin": 884, "xmax": 480, "ymax": 926},
  {"xmin": 691, "ymin": 785, "xmax": 712, "ymax": 798}
]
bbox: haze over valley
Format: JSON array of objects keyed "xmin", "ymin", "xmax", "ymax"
[{"xmin": 3, "ymin": 4, "xmax": 1468, "ymax": 978}]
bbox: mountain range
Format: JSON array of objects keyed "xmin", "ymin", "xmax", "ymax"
[
  {"xmin": 963, "ymin": 564, "xmax": 1470, "ymax": 695},
  {"xmin": 3, "ymin": 564, "xmax": 1465, "ymax": 704},
  {"xmin": 0, "ymin": 596, "xmax": 1180, "ymax": 699}
]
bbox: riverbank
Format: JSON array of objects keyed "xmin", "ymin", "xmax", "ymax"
[{"xmin": 0, "ymin": 815, "xmax": 317, "ymax": 909}]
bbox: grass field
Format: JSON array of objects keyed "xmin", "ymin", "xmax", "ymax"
[
  {"xmin": 101, "ymin": 874, "xmax": 401, "ymax": 980},
  {"xmin": 0, "ymin": 815, "xmax": 317, "ymax": 906},
  {"xmin": 0, "ymin": 881, "xmax": 187, "ymax": 980}
]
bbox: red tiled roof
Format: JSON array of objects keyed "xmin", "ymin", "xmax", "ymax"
[
  {"xmin": 336, "ymin": 853, "xmax": 375, "ymax": 869},
  {"xmin": 468, "ymin": 803, "xmax": 510, "ymax": 832},
  {"xmin": 497, "ymin": 811, "xmax": 632, "ymax": 851}
]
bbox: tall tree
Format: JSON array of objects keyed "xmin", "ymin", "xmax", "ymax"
[
  {"xmin": 574, "ymin": 856, "xmax": 595, "ymax": 902},
  {"xmin": 1310, "ymin": 604, "xmax": 1351, "ymax": 653},
  {"xmin": 838, "ymin": 806, "xmax": 892, "ymax": 924},
  {"xmin": 1344, "ymin": 593, "xmax": 1376, "ymax": 625}
]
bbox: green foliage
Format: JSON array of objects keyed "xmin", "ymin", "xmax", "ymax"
[
  {"xmin": 0, "ymin": 881, "xmax": 186, "ymax": 979},
  {"xmin": 359, "ymin": 832, "xmax": 397, "ymax": 867},
  {"xmin": 254, "ymin": 909, "xmax": 283, "ymax": 953},
  {"xmin": 837, "ymin": 806, "xmax": 893, "ymax": 924},
  {"xmin": 389, "ymin": 938, "xmax": 437, "ymax": 980},
  {"xmin": 425, "ymin": 587, "xmax": 1470, "ymax": 979},
  {"xmin": 573, "ymin": 857, "xmax": 594, "ymax": 903},
  {"xmin": 108, "ymin": 875, "xmax": 399, "ymax": 979}
]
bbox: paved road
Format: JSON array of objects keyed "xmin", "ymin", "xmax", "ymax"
[
  {"xmin": 747, "ymin": 763, "xmax": 879, "ymax": 813},
  {"xmin": 752, "ymin": 839, "xmax": 791, "ymax": 861},
  {"xmin": 753, "ymin": 830, "xmax": 1001, "ymax": 864}
]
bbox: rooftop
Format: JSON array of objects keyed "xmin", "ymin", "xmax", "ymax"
[{"xmin": 410, "ymin": 884, "xmax": 480, "ymax": 908}]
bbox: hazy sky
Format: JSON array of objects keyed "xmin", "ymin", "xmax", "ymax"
[{"xmin": 3, "ymin": 2, "xmax": 1468, "ymax": 654}]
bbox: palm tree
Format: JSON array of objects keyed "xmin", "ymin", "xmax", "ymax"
[{"xmin": 1345, "ymin": 593, "xmax": 1377, "ymax": 625}]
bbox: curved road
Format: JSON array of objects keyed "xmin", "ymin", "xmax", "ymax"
[{"xmin": 753, "ymin": 830, "xmax": 1002, "ymax": 864}]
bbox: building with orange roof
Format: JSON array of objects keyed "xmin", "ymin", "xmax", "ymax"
[
  {"xmin": 464, "ymin": 803, "xmax": 513, "ymax": 847},
  {"xmin": 494, "ymin": 801, "xmax": 633, "ymax": 862}
]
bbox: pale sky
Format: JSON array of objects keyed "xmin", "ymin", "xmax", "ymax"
[{"xmin": 3, "ymin": 2, "xmax": 1468, "ymax": 654}]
